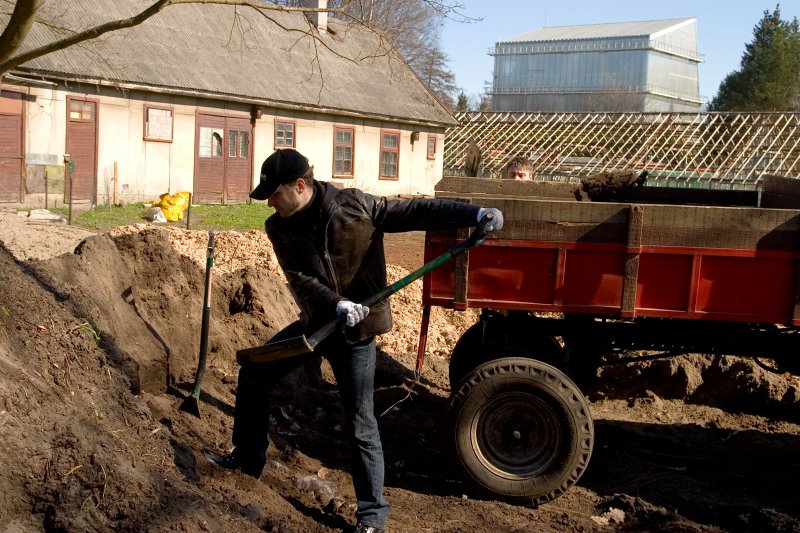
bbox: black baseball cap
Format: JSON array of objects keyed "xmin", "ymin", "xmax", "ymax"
[{"xmin": 250, "ymin": 149, "xmax": 310, "ymax": 200}]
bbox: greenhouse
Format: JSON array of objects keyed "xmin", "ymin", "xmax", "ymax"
[{"xmin": 490, "ymin": 18, "xmax": 703, "ymax": 112}]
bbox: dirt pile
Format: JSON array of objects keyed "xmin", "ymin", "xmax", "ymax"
[{"xmin": 2, "ymin": 214, "xmax": 800, "ymax": 532}]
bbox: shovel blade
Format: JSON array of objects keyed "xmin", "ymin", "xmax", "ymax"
[
  {"xmin": 236, "ymin": 334, "xmax": 314, "ymax": 365},
  {"xmin": 179, "ymin": 394, "xmax": 201, "ymax": 418}
]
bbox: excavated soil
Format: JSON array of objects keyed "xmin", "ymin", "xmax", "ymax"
[{"xmin": 1, "ymin": 211, "xmax": 800, "ymax": 532}]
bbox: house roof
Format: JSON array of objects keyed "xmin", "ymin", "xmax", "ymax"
[
  {"xmin": 6, "ymin": 0, "xmax": 456, "ymax": 127},
  {"xmin": 500, "ymin": 18, "xmax": 696, "ymax": 44}
]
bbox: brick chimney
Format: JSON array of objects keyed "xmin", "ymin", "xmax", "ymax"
[{"xmin": 299, "ymin": 0, "xmax": 328, "ymax": 34}]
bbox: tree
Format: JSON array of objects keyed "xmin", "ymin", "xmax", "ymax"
[
  {"xmin": 328, "ymin": 0, "xmax": 464, "ymax": 108},
  {"xmin": 709, "ymin": 4, "xmax": 800, "ymax": 111},
  {"xmin": 455, "ymin": 91, "xmax": 468, "ymax": 112},
  {"xmin": 0, "ymin": 0, "xmax": 468, "ymax": 88}
]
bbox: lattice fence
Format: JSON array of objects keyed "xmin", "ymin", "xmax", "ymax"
[{"xmin": 444, "ymin": 112, "xmax": 800, "ymax": 189}]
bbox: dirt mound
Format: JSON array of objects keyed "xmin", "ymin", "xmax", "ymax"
[
  {"xmin": 597, "ymin": 353, "xmax": 800, "ymax": 416},
  {"xmin": 2, "ymin": 219, "xmax": 800, "ymax": 532}
]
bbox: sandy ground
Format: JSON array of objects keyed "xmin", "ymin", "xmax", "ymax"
[{"xmin": 1, "ymin": 211, "xmax": 799, "ymax": 532}]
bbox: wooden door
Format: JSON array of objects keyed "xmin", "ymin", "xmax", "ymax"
[
  {"xmin": 195, "ymin": 113, "xmax": 252, "ymax": 204},
  {"xmin": 0, "ymin": 90, "xmax": 24, "ymax": 202},
  {"xmin": 224, "ymin": 116, "xmax": 252, "ymax": 203},
  {"xmin": 65, "ymin": 97, "xmax": 98, "ymax": 202}
]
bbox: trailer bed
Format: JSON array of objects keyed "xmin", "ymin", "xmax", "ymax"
[{"xmin": 424, "ymin": 176, "xmax": 800, "ymax": 326}]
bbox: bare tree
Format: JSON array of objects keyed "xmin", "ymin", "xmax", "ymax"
[{"xmin": 327, "ymin": 0, "xmax": 467, "ymax": 108}]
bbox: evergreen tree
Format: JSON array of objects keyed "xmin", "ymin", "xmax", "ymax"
[
  {"xmin": 455, "ymin": 92, "xmax": 469, "ymax": 112},
  {"xmin": 709, "ymin": 5, "xmax": 800, "ymax": 111}
]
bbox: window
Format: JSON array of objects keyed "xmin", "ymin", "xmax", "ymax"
[
  {"xmin": 427, "ymin": 135, "xmax": 436, "ymax": 159},
  {"xmin": 144, "ymin": 105, "xmax": 173, "ymax": 142},
  {"xmin": 228, "ymin": 130, "xmax": 250, "ymax": 158},
  {"xmin": 199, "ymin": 127, "xmax": 224, "ymax": 157},
  {"xmin": 68, "ymin": 99, "xmax": 94, "ymax": 121},
  {"xmin": 333, "ymin": 127, "xmax": 354, "ymax": 176},
  {"xmin": 275, "ymin": 120, "xmax": 295, "ymax": 147},
  {"xmin": 379, "ymin": 130, "xmax": 399, "ymax": 180}
]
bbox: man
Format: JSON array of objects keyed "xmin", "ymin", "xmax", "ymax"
[
  {"xmin": 505, "ymin": 155, "xmax": 533, "ymax": 180},
  {"xmin": 207, "ymin": 149, "xmax": 503, "ymax": 533}
]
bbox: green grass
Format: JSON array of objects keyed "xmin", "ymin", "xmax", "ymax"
[{"xmin": 46, "ymin": 202, "xmax": 273, "ymax": 232}]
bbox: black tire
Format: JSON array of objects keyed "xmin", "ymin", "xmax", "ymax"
[
  {"xmin": 449, "ymin": 317, "xmax": 563, "ymax": 390},
  {"xmin": 443, "ymin": 357, "xmax": 594, "ymax": 504}
]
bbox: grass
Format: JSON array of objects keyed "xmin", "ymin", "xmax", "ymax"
[{"xmin": 45, "ymin": 202, "xmax": 273, "ymax": 232}]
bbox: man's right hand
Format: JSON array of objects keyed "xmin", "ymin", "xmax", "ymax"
[
  {"xmin": 477, "ymin": 207, "xmax": 504, "ymax": 233},
  {"xmin": 336, "ymin": 300, "xmax": 370, "ymax": 327}
]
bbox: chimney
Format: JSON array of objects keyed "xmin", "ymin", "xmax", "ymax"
[{"xmin": 299, "ymin": 0, "xmax": 328, "ymax": 34}]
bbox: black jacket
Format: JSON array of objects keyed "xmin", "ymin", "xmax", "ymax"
[{"xmin": 266, "ymin": 181, "xmax": 481, "ymax": 342}]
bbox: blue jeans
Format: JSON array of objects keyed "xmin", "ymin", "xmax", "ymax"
[{"xmin": 233, "ymin": 321, "xmax": 390, "ymax": 528}]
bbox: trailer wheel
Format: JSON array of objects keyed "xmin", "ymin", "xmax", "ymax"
[
  {"xmin": 449, "ymin": 318, "xmax": 563, "ymax": 389},
  {"xmin": 443, "ymin": 357, "xmax": 593, "ymax": 504}
]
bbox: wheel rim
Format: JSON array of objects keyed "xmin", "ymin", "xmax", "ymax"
[{"xmin": 469, "ymin": 391, "xmax": 566, "ymax": 479}]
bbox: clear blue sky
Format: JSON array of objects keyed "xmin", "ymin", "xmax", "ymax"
[{"xmin": 440, "ymin": 0, "xmax": 800, "ymax": 104}]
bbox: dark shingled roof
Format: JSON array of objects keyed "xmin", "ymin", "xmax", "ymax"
[{"xmin": 7, "ymin": 0, "xmax": 456, "ymax": 126}]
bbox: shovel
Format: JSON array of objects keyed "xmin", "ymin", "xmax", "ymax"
[
  {"xmin": 180, "ymin": 228, "xmax": 216, "ymax": 417},
  {"xmin": 236, "ymin": 213, "xmax": 495, "ymax": 365}
]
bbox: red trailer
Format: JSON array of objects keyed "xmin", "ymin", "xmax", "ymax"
[{"xmin": 418, "ymin": 175, "xmax": 800, "ymax": 505}]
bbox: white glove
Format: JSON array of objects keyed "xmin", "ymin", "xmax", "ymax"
[
  {"xmin": 477, "ymin": 207, "xmax": 504, "ymax": 233},
  {"xmin": 336, "ymin": 300, "xmax": 370, "ymax": 327}
]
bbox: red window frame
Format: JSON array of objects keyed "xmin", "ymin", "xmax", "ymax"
[
  {"xmin": 275, "ymin": 120, "xmax": 295, "ymax": 148},
  {"xmin": 379, "ymin": 129, "xmax": 400, "ymax": 180},
  {"xmin": 426, "ymin": 134, "xmax": 437, "ymax": 160},
  {"xmin": 333, "ymin": 126, "xmax": 355, "ymax": 177}
]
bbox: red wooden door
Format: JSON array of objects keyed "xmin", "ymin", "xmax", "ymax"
[
  {"xmin": 225, "ymin": 116, "xmax": 252, "ymax": 203},
  {"xmin": 195, "ymin": 113, "xmax": 252, "ymax": 204},
  {"xmin": 65, "ymin": 97, "xmax": 98, "ymax": 202},
  {"xmin": 0, "ymin": 91, "xmax": 24, "ymax": 202}
]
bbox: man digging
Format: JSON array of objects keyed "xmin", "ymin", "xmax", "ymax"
[{"xmin": 207, "ymin": 149, "xmax": 503, "ymax": 533}]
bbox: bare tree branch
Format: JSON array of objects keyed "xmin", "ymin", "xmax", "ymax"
[{"xmin": 0, "ymin": 0, "xmax": 43, "ymax": 61}]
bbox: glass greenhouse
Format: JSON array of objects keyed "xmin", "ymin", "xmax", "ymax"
[{"xmin": 490, "ymin": 19, "xmax": 703, "ymax": 112}]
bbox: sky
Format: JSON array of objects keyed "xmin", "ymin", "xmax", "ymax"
[{"xmin": 440, "ymin": 0, "xmax": 800, "ymax": 105}]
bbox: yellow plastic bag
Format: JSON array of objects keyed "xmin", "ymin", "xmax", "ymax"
[{"xmin": 153, "ymin": 191, "xmax": 191, "ymax": 222}]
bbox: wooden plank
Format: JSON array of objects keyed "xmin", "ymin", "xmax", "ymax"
[
  {"xmin": 436, "ymin": 176, "xmax": 577, "ymax": 199},
  {"xmin": 622, "ymin": 205, "xmax": 643, "ymax": 316},
  {"xmin": 439, "ymin": 184, "xmax": 800, "ymax": 250}
]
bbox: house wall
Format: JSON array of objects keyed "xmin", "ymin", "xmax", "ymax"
[
  {"xmin": 255, "ymin": 107, "xmax": 443, "ymax": 197},
  {"xmin": 8, "ymin": 81, "xmax": 446, "ymax": 207}
]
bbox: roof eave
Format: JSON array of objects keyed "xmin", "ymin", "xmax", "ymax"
[{"xmin": 12, "ymin": 68, "xmax": 458, "ymax": 128}]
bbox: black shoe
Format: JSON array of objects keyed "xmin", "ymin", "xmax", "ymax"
[
  {"xmin": 354, "ymin": 522, "xmax": 385, "ymax": 533},
  {"xmin": 205, "ymin": 449, "xmax": 265, "ymax": 478}
]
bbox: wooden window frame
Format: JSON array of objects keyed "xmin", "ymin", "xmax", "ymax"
[
  {"xmin": 275, "ymin": 119, "xmax": 296, "ymax": 148},
  {"xmin": 228, "ymin": 129, "xmax": 250, "ymax": 159},
  {"xmin": 143, "ymin": 104, "xmax": 174, "ymax": 143},
  {"xmin": 426, "ymin": 134, "xmax": 437, "ymax": 160},
  {"xmin": 142, "ymin": 104, "xmax": 175, "ymax": 143},
  {"xmin": 67, "ymin": 96, "xmax": 97, "ymax": 123},
  {"xmin": 379, "ymin": 129, "xmax": 400, "ymax": 181},
  {"xmin": 333, "ymin": 126, "xmax": 355, "ymax": 178}
]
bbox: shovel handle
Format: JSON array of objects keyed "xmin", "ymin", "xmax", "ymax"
[{"xmin": 305, "ymin": 214, "xmax": 493, "ymax": 349}]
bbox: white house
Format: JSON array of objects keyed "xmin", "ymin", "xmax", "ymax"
[{"xmin": 0, "ymin": 0, "xmax": 457, "ymax": 206}]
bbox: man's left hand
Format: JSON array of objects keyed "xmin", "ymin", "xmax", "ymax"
[{"xmin": 477, "ymin": 207, "xmax": 504, "ymax": 233}]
